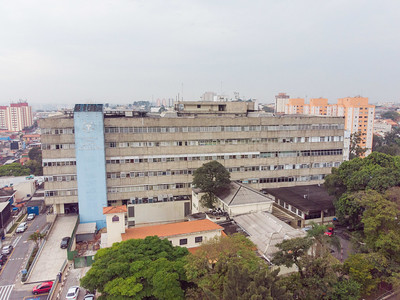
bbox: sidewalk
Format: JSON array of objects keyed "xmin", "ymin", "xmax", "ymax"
[{"xmin": 27, "ymin": 215, "xmax": 77, "ymax": 283}]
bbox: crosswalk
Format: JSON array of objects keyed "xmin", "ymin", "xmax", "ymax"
[{"xmin": 0, "ymin": 285, "xmax": 14, "ymax": 300}]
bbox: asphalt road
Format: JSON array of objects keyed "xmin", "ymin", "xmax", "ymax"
[{"xmin": 0, "ymin": 214, "xmax": 47, "ymax": 300}]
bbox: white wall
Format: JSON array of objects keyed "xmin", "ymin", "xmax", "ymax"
[
  {"xmin": 168, "ymin": 229, "xmax": 223, "ymax": 248},
  {"xmin": 105, "ymin": 212, "xmax": 125, "ymax": 246},
  {"xmin": 129, "ymin": 201, "xmax": 189, "ymax": 226},
  {"xmin": 226, "ymin": 202, "xmax": 273, "ymax": 216}
]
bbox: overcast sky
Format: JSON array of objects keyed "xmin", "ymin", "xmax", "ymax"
[{"xmin": 1, "ymin": 0, "xmax": 399, "ymax": 105}]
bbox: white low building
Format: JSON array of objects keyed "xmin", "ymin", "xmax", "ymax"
[
  {"xmin": 121, "ymin": 219, "xmax": 224, "ymax": 250},
  {"xmin": 192, "ymin": 182, "xmax": 274, "ymax": 217}
]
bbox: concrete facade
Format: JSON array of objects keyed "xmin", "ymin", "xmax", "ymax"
[
  {"xmin": 39, "ymin": 101, "xmax": 345, "ymax": 227},
  {"xmin": 285, "ymin": 96, "xmax": 375, "ymax": 157}
]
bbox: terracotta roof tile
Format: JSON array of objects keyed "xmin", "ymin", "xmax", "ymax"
[
  {"xmin": 121, "ymin": 219, "xmax": 223, "ymax": 241},
  {"xmin": 103, "ymin": 205, "xmax": 127, "ymax": 214}
]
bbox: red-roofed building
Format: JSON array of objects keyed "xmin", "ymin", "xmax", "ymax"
[
  {"xmin": 101, "ymin": 205, "xmax": 224, "ymax": 249},
  {"xmin": 121, "ymin": 219, "xmax": 224, "ymax": 249}
]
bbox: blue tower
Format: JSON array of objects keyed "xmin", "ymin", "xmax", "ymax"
[{"xmin": 74, "ymin": 104, "xmax": 107, "ymax": 228}]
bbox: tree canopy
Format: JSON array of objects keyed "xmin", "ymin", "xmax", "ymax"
[
  {"xmin": 0, "ymin": 163, "xmax": 30, "ymax": 177},
  {"xmin": 186, "ymin": 233, "xmax": 290, "ymax": 299},
  {"xmin": 80, "ymin": 236, "xmax": 190, "ymax": 300},
  {"xmin": 192, "ymin": 161, "xmax": 230, "ymax": 208}
]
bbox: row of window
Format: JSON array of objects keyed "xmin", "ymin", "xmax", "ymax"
[
  {"xmin": 129, "ymin": 195, "xmax": 191, "ymax": 204},
  {"xmin": 240, "ymin": 174, "xmax": 325, "ymax": 184},
  {"xmin": 44, "ymin": 173, "xmax": 327, "ymax": 198},
  {"xmin": 107, "ymin": 182, "xmax": 190, "ymax": 193},
  {"xmin": 45, "ymin": 175, "xmax": 77, "ymax": 182},
  {"xmin": 104, "ymin": 123, "xmax": 344, "ymax": 134},
  {"xmin": 105, "ymin": 149, "xmax": 343, "ymax": 164},
  {"xmin": 180, "ymin": 236, "xmax": 203, "ymax": 245},
  {"xmin": 45, "ymin": 189, "xmax": 78, "ymax": 197},
  {"xmin": 106, "ymin": 161, "xmax": 341, "ymax": 179},
  {"xmin": 42, "ymin": 128, "xmax": 75, "ymax": 135},
  {"xmin": 42, "ymin": 143, "xmax": 75, "ymax": 150},
  {"xmin": 105, "ymin": 136, "xmax": 344, "ymax": 148},
  {"xmin": 43, "ymin": 160, "xmax": 76, "ymax": 167}
]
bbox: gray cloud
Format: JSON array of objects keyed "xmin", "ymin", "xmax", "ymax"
[{"xmin": 1, "ymin": 0, "xmax": 399, "ymax": 105}]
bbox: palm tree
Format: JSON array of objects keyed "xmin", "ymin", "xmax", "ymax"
[{"xmin": 28, "ymin": 231, "xmax": 46, "ymax": 248}]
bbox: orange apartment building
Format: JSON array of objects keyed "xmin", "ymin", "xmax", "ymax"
[{"xmin": 285, "ymin": 96, "xmax": 375, "ymax": 157}]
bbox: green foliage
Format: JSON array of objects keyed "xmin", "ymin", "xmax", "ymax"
[
  {"xmin": 349, "ymin": 132, "xmax": 367, "ymax": 159},
  {"xmin": 272, "ymin": 237, "xmax": 313, "ymax": 278},
  {"xmin": 192, "ymin": 161, "xmax": 230, "ymax": 209},
  {"xmin": 80, "ymin": 236, "xmax": 189, "ymax": 300},
  {"xmin": 328, "ymin": 278, "xmax": 361, "ymax": 300},
  {"xmin": 0, "ymin": 162, "xmax": 30, "ymax": 177},
  {"xmin": 325, "ymin": 152, "xmax": 400, "ymax": 200},
  {"xmin": 334, "ymin": 193, "xmax": 363, "ymax": 229},
  {"xmin": 344, "ymin": 252, "xmax": 388, "ymax": 295},
  {"xmin": 24, "ymin": 160, "xmax": 43, "ymax": 176},
  {"xmin": 185, "ymin": 234, "xmax": 280, "ymax": 299},
  {"xmin": 28, "ymin": 231, "xmax": 46, "ymax": 248},
  {"xmin": 26, "ymin": 147, "xmax": 43, "ymax": 175},
  {"xmin": 28, "ymin": 147, "xmax": 42, "ymax": 162},
  {"xmin": 373, "ymin": 127, "xmax": 400, "ymax": 155},
  {"xmin": 381, "ymin": 110, "xmax": 400, "ymax": 122}
]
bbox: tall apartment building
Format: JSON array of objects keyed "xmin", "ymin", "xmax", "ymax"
[
  {"xmin": 274, "ymin": 93, "xmax": 290, "ymax": 113},
  {"xmin": 285, "ymin": 96, "xmax": 375, "ymax": 156},
  {"xmin": 0, "ymin": 102, "xmax": 34, "ymax": 131},
  {"xmin": 39, "ymin": 102, "xmax": 345, "ymax": 228}
]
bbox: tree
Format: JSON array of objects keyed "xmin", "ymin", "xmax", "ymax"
[
  {"xmin": 272, "ymin": 237, "xmax": 313, "ymax": 279},
  {"xmin": 192, "ymin": 161, "xmax": 230, "ymax": 209},
  {"xmin": 185, "ymin": 234, "xmax": 290, "ymax": 299},
  {"xmin": 349, "ymin": 132, "xmax": 367, "ymax": 159},
  {"xmin": 343, "ymin": 252, "xmax": 389, "ymax": 295},
  {"xmin": 24, "ymin": 160, "xmax": 43, "ymax": 176},
  {"xmin": 306, "ymin": 222, "xmax": 341, "ymax": 257},
  {"xmin": 328, "ymin": 278, "xmax": 361, "ymax": 300},
  {"xmin": 381, "ymin": 111, "xmax": 400, "ymax": 122},
  {"xmin": 324, "ymin": 152, "xmax": 400, "ymax": 200},
  {"xmin": 28, "ymin": 231, "xmax": 46, "ymax": 248},
  {"xmin": 80, "ymin": 236, "xmax": 190, "ymax": 300},
  {"xmin": 28, "ymin": 147, "xmax": 42, "ymax": 162},
  {"xmin": 0, "ymin": 163, "xmax": 30, "ymax": 177}
]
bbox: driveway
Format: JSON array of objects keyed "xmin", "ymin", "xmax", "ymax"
[{"xmin": 27, "ymin": 215, "xmax": 78, "ymax": 283}]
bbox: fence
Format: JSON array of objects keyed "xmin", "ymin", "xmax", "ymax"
[{"xmin": 74, "ymin": 255, "xmax": 95, "ymax": 268}]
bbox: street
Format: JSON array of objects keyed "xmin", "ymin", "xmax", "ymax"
[{"xmin": 0, "ymin": 214, "xmax": 47, "ymax": 300}]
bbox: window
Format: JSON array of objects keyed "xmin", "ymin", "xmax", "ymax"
[
  {"xmin": 112, "ymin": 215, "xmax": 119, "ymax": 222},
  {"xmin": 195, "ymin": 236, "xmax": 203, "ymax": 243},
  {"xmin": 179, "ymin": 238, "xmax": 188, "ymax": 245}
]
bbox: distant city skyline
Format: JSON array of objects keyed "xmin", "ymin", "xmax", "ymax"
[{"xmin": 1, "ymin": 1, "xmax": 400, "ymax": 104}]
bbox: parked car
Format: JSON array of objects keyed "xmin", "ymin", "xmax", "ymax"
[
  {"xmin": 0, "ymin": 254, "xmax": 7, "ymax": 264},
  {"xmin": 324, "ymin": 227, "xmax": 334, "ymax": 236},
  {"xmin": 2, "ymin": 245, "xmax": 13, "ymax": 255},
  {"xmin": 32, "ymin": 281, "xmax": 53, "ymax": 294},
  {"xmin": 27, "ymin": 213, "xmax": 36, "ymax": 221},
  {"xmin": 16, "ymin": 222, "xmax": 28, "ymax": 233},
  {"xmin": 84, "ymin": 294, "xmax": 95, "ymax": 300},
  {"xmin": 60, "ymin": 237, "xmax": 70, "ymax": 249},
  {"xmin": 66, "ymin": 286, "xmax": 80, "ymax": 300}
]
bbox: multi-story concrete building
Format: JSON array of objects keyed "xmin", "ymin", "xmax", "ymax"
[
  {"xmin": 0, "ymin": 102, "xmax": 34, "ymax": 131},
  {"xmin": 285, "ymin": 96, "xmax": 375, "ymax": 156},
  {"xmin": 274, "ymin": 93, "xmax": 290, "ymax": 113},
  {"xmin": 39, "ymin": 102, "xmax": 345, "ymax": 228}
]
